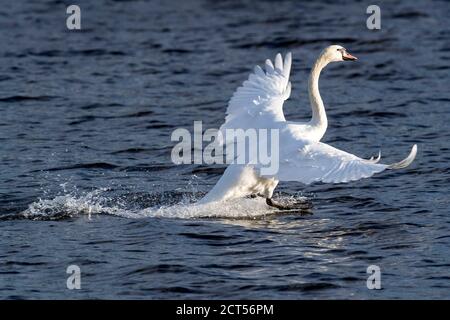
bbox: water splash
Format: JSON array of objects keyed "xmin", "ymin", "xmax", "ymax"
[
  {"xmin": 143, "ymin": 196, "xmax": 274, "ymax": 219},
  {"xmin": 21, "ymin": 188, "xmax": 130, "ymax": 220},
  {"xmin": 17, "ymin": 188, "xmax": 297, "ymax": 221}
]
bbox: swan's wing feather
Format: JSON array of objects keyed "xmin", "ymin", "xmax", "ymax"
[
  {"xmin": 274, "ymin": 141, "xmax": 417, "ymax": 184},
  {"xmin": 274, "ymin": 53, "xmax": 283, "ymax": 70},
  {"xmin": 221, "ymin": 53, "xmax": 292, "ymax": 131},
  {"xmin": 283, "ymin": 52, "xmax": 292, "ymax": 79}
]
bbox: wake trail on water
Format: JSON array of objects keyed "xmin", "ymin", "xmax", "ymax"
[{"xmin": 14, "ymin": 188, "xmax": 298, "ymax": 221}]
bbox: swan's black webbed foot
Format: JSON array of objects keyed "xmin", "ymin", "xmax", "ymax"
[
  {"xmin": 266, "ymin": 198, "xmax": 285, "ymax": 209},
  {"xmin": 266, "ymin": 197, "xmax": 313, "ymax": 212}
]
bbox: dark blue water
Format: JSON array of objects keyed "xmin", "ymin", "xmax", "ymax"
[{"xmin": 1, "ymin": 0, "xmax": 449, "ymax": 299}]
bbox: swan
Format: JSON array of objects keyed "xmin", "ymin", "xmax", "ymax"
[{"xmin": 199, "ymin": 45, "xmax": 417, "ymax": 209}]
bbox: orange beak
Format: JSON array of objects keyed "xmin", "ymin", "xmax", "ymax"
[{"xmin": 342, "ymin": 51, "xmax": 357, "ymax": 61}]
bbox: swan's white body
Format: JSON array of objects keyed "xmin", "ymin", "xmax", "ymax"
[{"xmin": 200, "ymin": 46, "xmax": 417, "ymax": 204}]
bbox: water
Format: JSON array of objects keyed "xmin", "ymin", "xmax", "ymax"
[{"xmin": 0, "ymin": 0, "xmax": 449, "ymax": 299}]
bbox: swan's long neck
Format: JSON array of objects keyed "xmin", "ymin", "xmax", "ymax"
[{"xmin": 308, "ymin": 55, "xmax": 329, "ymax": 137}]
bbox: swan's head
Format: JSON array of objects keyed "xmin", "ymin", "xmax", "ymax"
[{"xmin": 321, "ymin": 45, "xmax": 357, "ymax": 63}]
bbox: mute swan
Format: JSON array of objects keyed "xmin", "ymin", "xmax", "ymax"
[{"xmin": 199, "ymin": 45, "xmax": 417, "ymax": 209}]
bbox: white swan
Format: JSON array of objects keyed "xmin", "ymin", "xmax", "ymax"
[{"xmin": 199, "ymin": 45, "xmax": 417, "ymax": 208}]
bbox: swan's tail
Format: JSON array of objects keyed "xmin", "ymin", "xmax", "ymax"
[{"xmin": 387, "ymin": 144, "xmax": 417, "ymax": 169}]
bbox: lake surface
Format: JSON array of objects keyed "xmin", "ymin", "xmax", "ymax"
[{"xmin": 0, "ymin": 0, "xmax": 449, "ymax": 299}]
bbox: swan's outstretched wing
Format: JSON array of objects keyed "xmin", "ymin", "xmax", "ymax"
[
  {"xmin": 273, "ymin": 142, "xmax": 417, "ymax": 184},
  {"xmin": 220, "ymin": 53, "xmax": 292, "ymax": 133}
]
